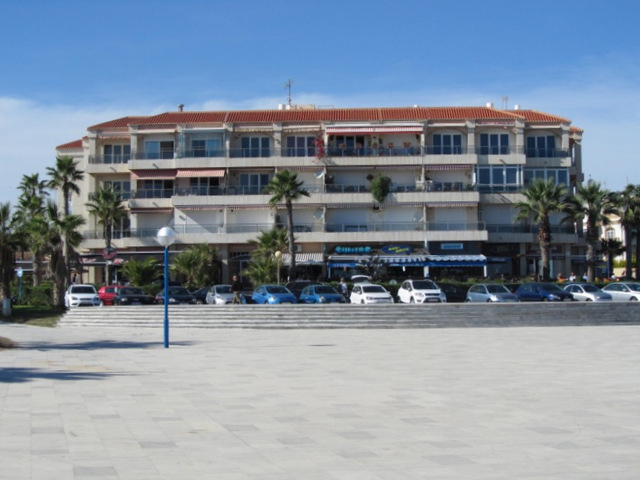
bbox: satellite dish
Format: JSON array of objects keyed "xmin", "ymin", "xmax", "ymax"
[{"xmin": 315, "ymin": 170, "xmax": 325, "ymax": 179}]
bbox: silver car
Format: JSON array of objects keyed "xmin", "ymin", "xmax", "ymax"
[
  {"xmin": 563, "ymin": 283, "xmax": 612, "ymax": 301},
  {"xmin": 206, "ymin": 285, "xmax": 234, "ymax": 304},
  {"xmin": 466, "ymin": 283, "xmax": 519, "ymax": 303},
  {"xmin": 601, "ymin": 282, "xmax": 640, "ymax": 301}
]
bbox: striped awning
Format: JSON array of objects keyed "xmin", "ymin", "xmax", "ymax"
[
  {"xmin": 131, "ymin": 169, "xmax": 177, "ymax": 179},
  {"xmin": 176, "ymin": 169, "xmax": 225, "ymax": 177},
  {"xmin": 426, "ymin": 202, "xmax": 477, "ymax": 208},
  {"xmin": 281, "ymin": 253, "xmax": 324, "ymax": 265},
  {"xmin": 425, "ymin": 164, "xmax": 473, "ymax": 171},
  {"xmin": 130, "ymin": 208, "xmax": 173, "ymax": 214}
]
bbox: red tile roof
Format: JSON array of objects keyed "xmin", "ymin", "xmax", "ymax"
[
  {"xmin": 506, "ymin": 109, "xmax": 571, "ymax": 123},
  {"xmin": 88, "ymin": 116, "xmax": 151, "ymax": 130},
  {"xmin": 56, "ymin": 139, "xmax": 83, "ymax": 150}
]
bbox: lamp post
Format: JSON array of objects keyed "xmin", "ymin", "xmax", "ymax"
[
  {"xmin": 157, "ymin": 226, "xmax": 176, "ymax": 348},
  {"xmin": 275, "ymin": 250, "xmax": 282, "ymax": 284}
]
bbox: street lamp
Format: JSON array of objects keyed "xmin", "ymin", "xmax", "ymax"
[
  {"xmin": 275, "ymin": 250, "xmax": 282, "ymax": 284},
  {"xmin": 157, "ymin": 226, "xmax": 176, "ymax": 348}
]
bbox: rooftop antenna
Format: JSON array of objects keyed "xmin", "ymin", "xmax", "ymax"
[
  {"xmin": 501, "ymin": 95, "xmax": 509, "ymax": 110},
  {"xmin": 285, "ymin": 78, "xmax": 294, "ymax": 107}
]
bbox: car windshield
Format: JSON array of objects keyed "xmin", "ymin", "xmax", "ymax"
[
  {"xmin": 121, "ymin": 288, "xmax": 144, "ymax": 295},
  {"xmin": 215, "ymin": 286, "xmax": 232, "ymax": 294},
  {"xmin": 71, "ymin": 286, "xmax": 95, "ymax": 294},
  {"xmin": 412, "ymin": 280, "xmax": 438, "ymax": 290},
  {"xmin": 486, "ymin": 285, "xmax": 510, "ymax": 293},
  {"xmin": 540, "ymin": 283, "xmax": 563, "ymax": 291},
  {"xmin": 581, "ymin": 284, "xmax": 599, "ymax": 292},
  {"xmin": 315, "ymin": 286, "xmax": 337, "ymax": 294},
  {"xmin": 362, "ymin": 285, "xmax": 386, "ymax": 293},
  {"xmin": 627, "ymin": 283, "xmax": 640, "ymax": 292},
  {"xmin": 266, "ymin": 286, "xmax": 289, "ymax": 294}
]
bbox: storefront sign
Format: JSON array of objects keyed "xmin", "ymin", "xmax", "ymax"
[
  {"xmin": 380, "ymin": 244, "xmax": 413, "ymax": 255},
  {"xmin": 441, "ymin": 243, "xmax": 463, "ymax": 250},
  {"xmin": 335, "ymin": 246, "xmax": 372, "ymax": 254}
]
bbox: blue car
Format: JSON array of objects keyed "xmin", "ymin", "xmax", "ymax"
[
  {"xmin": 299, "ymin": 284, "xmax": 346, "ymax": 304},
  {"xmin": 251, "ymin": 284, "xmax": 297, "ymax": 304},
  {"xmin": 515, "ymin": 282, "xmax": 574, "ymax": 302}
]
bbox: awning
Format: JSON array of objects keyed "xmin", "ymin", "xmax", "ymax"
[
  {"xmin": 426, "ymin": 202, "xmax": 477, "ymax": 208},
  {"xmin": 281, "ymin": 253, "xmax": 324, "ymax": 265},
  {"xmin": 176, "ymin": 169, "xmax": 225, "ymax": 177},
  {"xmin": 326, "ymin": 125, "xmax": 423, "ymax": 134},
  {"xmin": 425, "ymin": 164, "xmax": 473, "ymax": 171},
  {"xmin": 327, "ymin": 254, "xmax": 486, "ymax": 268},
  {"xmin": 131, "ymin": 169, "xmax": 177, "ymax": 179},
  {"xmin": 426, "ymin": 255, "xmax": 486, "ymax": 267}
]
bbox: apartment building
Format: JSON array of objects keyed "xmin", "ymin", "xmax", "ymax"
[{"xmin": 56, "ymin": 104, "xmax": 585, "ymax": 284}]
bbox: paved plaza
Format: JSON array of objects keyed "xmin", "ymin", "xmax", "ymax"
[{"xmin": 1, "ymin": 322, "xmax": 639, "ymax": 479}]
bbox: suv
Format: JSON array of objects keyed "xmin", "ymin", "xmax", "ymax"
[
  {"xmin": 65, "ymin": 284, "xmax": 101, "ymax": 308},
  {"xmin": 349, "ymin": 283, "xmax": 394, "ymax": 304},
  {"xmin": 397, "ymin": 279, "xmax": 446, "ymax": 304}
]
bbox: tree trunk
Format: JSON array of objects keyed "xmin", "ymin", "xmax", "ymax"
[
  {"xmin": 538, "ymin": 220, "xmax": 552, "ymax": 281},
  {"xmin": 624, "ymin": 226, "xmax": 633, "ymax": 279},
  {"xmin": 286, "ymin": 201, "xmax": 296, "ymax": 282},
  {"xmin": 585, "ymin": 224, "xmax": 599, "ymax": 283}
]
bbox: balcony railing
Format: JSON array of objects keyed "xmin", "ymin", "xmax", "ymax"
[
  {"xmin": 487, "ymin": 224, "xmax": 577, "ymax": 234},
  {"xmin": 525, "ymin": 148, "xmax": 570, "ymax": 158},
  {"xmin": 89, "ymin": 155, "xmax": 131, "ymax": 164}
]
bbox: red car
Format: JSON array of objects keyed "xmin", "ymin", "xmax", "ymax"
[{"xmin": 97, "ymin": 285, "xmax": 125, "ymax": 305}]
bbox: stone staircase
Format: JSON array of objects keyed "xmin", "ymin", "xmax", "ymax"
[{"xmin": 59, "ymin": 302, "xmax": 640, "ymax": 329}]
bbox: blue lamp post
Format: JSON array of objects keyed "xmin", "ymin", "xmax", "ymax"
[{"xmin": 157, "ymin": 226, "xmax": 176, "ymax": 348}]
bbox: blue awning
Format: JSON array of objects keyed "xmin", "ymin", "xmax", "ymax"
[{"xmin": 328, "ymin": 254, "xmax": 486, "ymax": 268}]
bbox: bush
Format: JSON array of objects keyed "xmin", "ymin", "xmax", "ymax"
[{"xmin": 14, "ymin": 281, "xmax": 54, "ymax": 308}]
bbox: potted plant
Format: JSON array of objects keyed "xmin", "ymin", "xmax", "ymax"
[{"xmin": 370, "ymin": 175, "xmax": 392, "ymax": 203}]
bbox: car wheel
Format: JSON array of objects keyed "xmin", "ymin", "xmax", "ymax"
[
  {"xmin": 361, "ymin": 299, "xmax": 365, "ymax": 304},
  {"xmin": 465, "ymin": 298, "xmax": 471, "ymax": 303},
  {"xmin": 542, "ymin": 297, "xmax": 549, "ymax": 302},
  {"xmin": 486, "ymin": 299, "xmax": 492, "ymax": 303},
  {"xmin": 586, "ymin": 298, "xmax": 593, "ymax": 302},
  {"xmin": 630, "ymin": 297, "xmax": 638, "ymax": 301}
]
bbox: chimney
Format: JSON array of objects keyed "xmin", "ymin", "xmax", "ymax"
[
  {"xmin": 178, "ymin": 104, "xmax": 184, "ymax": 112},
  {"xmin": 486, "ymin": 102, "xmax": 494, "ymax": 108}
]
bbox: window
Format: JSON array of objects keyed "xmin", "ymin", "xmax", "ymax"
[
  {"xmin": 240, "ymin": 137, "xmax": 270, "ymax": 157},
  {"xmin": 144, "ymin": 141, "xmax": 174, "ymax": 159},
  {"xmin": 103, "ymin": 180, "xmax": 131, "ymax": 200},
  {"xmin": 333, "ymin": 135, "xmax": 366, "ymax": 155},
  {"xmin": 605, "ymin": 229, "xmax": 616, "ymax": 240},
  {"xmin": 479, "ymin": 133, "xmax": 509, "ymax": 155},
  {"xmin": 286, "ymin": 136, "xmax": 316, "ymax": 157},
  {"xmin": 523, "ymin": 168, "xmax": 569, "ymax": 186},
  {"xmin": 432, "ymin": 134, "xmax": 462, "ymax": 154},
  {"xmin": 191, "ymin": 137, "xmax": 223, "ymax": 157},
  {"xmin": 103, "ymin": 145, "xmax": 130, "ymax": 163},
  {"xmin": 189, "ymin": 177, "xmax": 219, "ymax": 195},
  {"xmin": 526, "ymin": 135, "xmax": 556, "ymax": 158},
  {"xmin": 138, "ymin": 179, "xmax": 173, "ymax": 198},
  {"xmin": 476, "ymin": 165, "xmax": 521, "ymax": 192},
  {"xmin": 240, "ymin": 173, "xmax": 270, "ymax": 194}
]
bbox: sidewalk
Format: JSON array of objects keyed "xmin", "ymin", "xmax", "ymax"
[{"xmin": 1, "ymin": 322, "xmax": 639, "ymax": 479}]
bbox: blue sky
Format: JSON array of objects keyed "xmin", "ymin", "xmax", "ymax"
[{"xmin": 1, "ymin": 0, "xmax": 639, "ymax": 205}]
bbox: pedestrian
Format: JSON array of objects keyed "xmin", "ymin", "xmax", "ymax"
[
  {"xmin": 231, "ymin": 275, "xmax": 243, "ymax": 304},
  {"xmin": 569, "ymin": 272, "xmax": 576, "ymax": 282},
  {"xmin": 339, "ymin": 277, "xmax": 348, "ymax": 300}
]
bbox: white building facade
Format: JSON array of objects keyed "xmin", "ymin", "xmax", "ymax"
[{"xmin": 56, "ymin": 104, "xmax": 585, "ymax": 284}]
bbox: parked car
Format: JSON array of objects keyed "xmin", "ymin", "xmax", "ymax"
[
  {"xmin": 65, "ymin": 284, "xmax": 101, "ymax": 308},
  {"xmin": 97, "ymin": 284, "xmax": 125, "ymax": 306},
  {"xmin": 206, "ymin": 284, "xmax": 237, "ymax": 305},
  {"xmin": 190, "ymin": 287, "xmax": 210, "ymax": 304},
  {"xmin": 155, "ymin": 286, "xmax": 197, "ymax": 304},
  {"xmin": 515, "ymin": 282, "xmax": 574, "ymax": 302},
  {"xmin": 435, "ymin": 282, "xmax": 467, "ymax": 303},
  {"xmin": 563, "ymin": 283, "xmax": 612, "ymax": 302},
  {"xmin": 466, "ymin": 283, "xmax": 519, "ymax": 303},
  {"xmin": 298, "ymin": 284, "xmax": 346, "ymax": 304},
  {"xmin": 601, "ymin": 282, "xmax": 640, "ymax": 301},
  {"xmin": 397, "ymin": 279, "xmax": 446, "ymax": 304},
  {"xmin": 285, "ymin": 281, "xmax": 321, "ymax": 300},
  {"xmin": 113, "ymin": 287, "xmax": 156, "ymax": 305},
  {"xmin": 251, "ymin": 284, "xmax": 297, "ymax": 304},
  {"xmin": 350, "ymin": 283, "xmax": 394, "ymax": 304}
]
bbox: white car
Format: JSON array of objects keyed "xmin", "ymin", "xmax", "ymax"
[
  {"xmin": 601, "ymin": 282, "xmax": 640, "ymax": 301},
  {"xmin": 563, "ymin": 283, "xmax": 612, "ymax": 302},
  {"xmin": 349, "ymin": 283, "xmax": 394, "ymax": 304},
  {"xmin": 64, "ymin": 284, "xmax": 101, "ymax": 308},
  {"xmin": 397, "ymin": 279, "xmax": 446, "ymax": 304},
  {"xmin": 206, "ymin": 285, "xmax": 234, "ymax": 304}
]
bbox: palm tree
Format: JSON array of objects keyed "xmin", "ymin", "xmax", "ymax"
[
  {"xmin": 599, "ymin": 238, "xmax": 625, "ymax": 279},
  {"xmin": 14, "ymin": 173, "xmax": 49, "ymax": 286},
  {"xmin": 515, "ymin": 178, "xmax": 569, "ymax": 281},
  {"xmin": 0, "ymin": 203, "xmax": 19, "ymax": 313},
  {"xmin": 42, "ymin": 201, "xmax": 85, "ymax": 308},
  {"xmin": 263, "ymin": 170, "xmax": 309, "ymax": 282},
  {"xmin": 611, "ymin": 184, "xmax": 640, "ymax": 279},
  {"xmin": 120, "ymin": 257, "xmax": 161, "ymax": 288},
  {"xmin": 245, "ymin": 227, "xmax": 289, "ymax": 286},
  {"xmin": 47, "ymin": 156, "xmax": 84, "ymax": 286},
  {"xmin": 171, "ymin": 245, "xmax": 218, "ymax": 290},
  {"xmin": 86, "ymin": 186, "xmax": 127, "ymax": 284},
  {"xmin": 564, "ymin": 181, "xmax": 616, "ymax": 282}
]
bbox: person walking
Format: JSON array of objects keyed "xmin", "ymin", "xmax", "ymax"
[
  {"xmin": 231, "ymin": 275, "xmax": 243, "ymax": 304},
  {"xmin": 339, "ymin": 277, "xmax": 349, "ymax": 301}
]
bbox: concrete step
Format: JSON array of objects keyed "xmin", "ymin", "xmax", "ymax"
[{"xmin": 59, "ymin": 303, "xmax": 640, "ymax": 329}]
